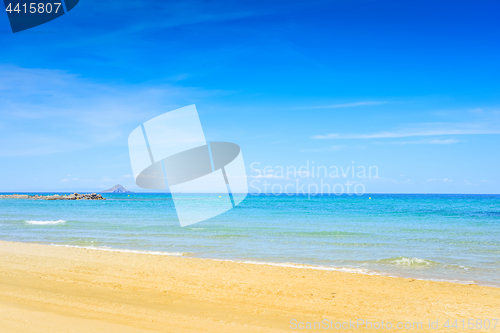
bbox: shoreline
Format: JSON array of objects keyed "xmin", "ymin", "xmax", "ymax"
[
  {"xmin": 47, "ymin": 242, "xmax": 498, "ymax": 288},
  {"xmin": 0, "ymin": 240, "xmax": 499, "ymax": 332}
]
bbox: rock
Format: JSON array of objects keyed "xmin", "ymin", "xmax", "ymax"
[
  {"xmin": 0, "ymin": 194, "xmax": 29, "ymax": 199},
  {"xmin": 0, "ymin": 193, "xmax": 106, "ymax": 201}
]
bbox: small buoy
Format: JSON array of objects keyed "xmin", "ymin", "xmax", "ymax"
[
  {"xmin": 369, "ymin": 197, "xmax": 371, "ymax": 199},
  {"xmin": 219, "ymin": 196, "xmax": 221, "ymax": 198}
]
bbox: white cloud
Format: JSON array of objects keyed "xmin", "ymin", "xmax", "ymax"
[
  {"xmin": 427, "ymin": 178, "xmax": 453, "ymax": 182},
  {"xmin": 61, "ymin": 177, "xmax": 78, "ymax": 182},
  {"xmin": 374, "ymin": 138, "xmax": 460, "ymax": 145},
  {"xmin": 0, "ymin": 65, "xmax": 225, "ymax": 157},
  {"xmin": 313, "ymin": 122, "xmax": 500, "ymax": 139},
  {"xmin": 295, "ymin": 101, "xmax": 387, "ymax": 110},
  {"xmin": 300, "ymin": 145, "xmax": 346, "ymax": 152}
]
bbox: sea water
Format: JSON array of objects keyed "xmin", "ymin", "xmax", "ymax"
[{"xmin": 0, "ymin": 193, "xmax": 499, "ymax": 286}]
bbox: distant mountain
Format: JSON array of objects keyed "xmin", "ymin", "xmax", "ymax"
[{"xmin": 101, "ymin": 184, "xmax": 133, "ymax": 193}]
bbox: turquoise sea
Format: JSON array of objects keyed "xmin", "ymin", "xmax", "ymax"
[{"xmin": 0, "ymin": 193, "xmax": 499, "ymax": 287}]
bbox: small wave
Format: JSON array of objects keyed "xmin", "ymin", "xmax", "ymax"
[
  {"xmin": 50, "ymin": 244, "xmax": 188, "ymax": 256},
  {"xmin": 213, "ymin": 259, "xmax": 379, "ymax": 275},
  {"xmin": 208, "ymin": 234, "xmax": 248, "ymax": 238},
  {"xmin": 26, "ymin": 220, "xmax": 66, "ymax": 225},
  {"xmin": 376, "ymin": 256, "xmax": 439, "ymax": 267},
  {"xmin": 283, "ymin": 231, "xmax": 365, "ymax": 237}
]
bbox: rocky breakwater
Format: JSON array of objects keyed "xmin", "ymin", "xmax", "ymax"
[
  {"xmin": 0, "ymin": 194, "xmax": 30, "ymax": 199},
  {"xmin": 0, "ymin": 193, "xmax": 105, "ymax": 200}
]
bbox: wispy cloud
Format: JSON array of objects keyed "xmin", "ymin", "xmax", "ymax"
[
  {"xmin": 313, "ymin": 122, "xmax": 500, "ymax": 139},
  {"xmin": 374, "ymin": 138, "xmax": 460, "ymax": 145},
  {"xmin": 54, "ymin": 0, "xmax": 263, "ymax": 49},
  {"xmin": 300, "ymin": 145, "xmax": 346, "ymax": 152},
  {"xmin": 61, "ymin": 175, "xmax": 78, "ymax": 182},
  {"xmin": 427, "ymin": 178, "xmax": 453, "ymax": 182},
  {"xmin": 296, "ymin": 101, "xmax": 387, "ymax": 110},
  {"xmin": 0, "ymin": 65, "xmax": 225, "ymax": 157}
]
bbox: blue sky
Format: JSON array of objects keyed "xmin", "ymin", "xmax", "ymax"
[{"xmin": 0, "ymin": 0, "xmax": 499, "ymax": 193}]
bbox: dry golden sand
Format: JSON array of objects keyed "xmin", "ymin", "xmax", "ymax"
[{"xmin": 0, "ymin": 241, "xmax": 498, "ymax": 332}]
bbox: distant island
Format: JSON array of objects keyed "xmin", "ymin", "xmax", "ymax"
[{"xmin": 101, "ymin": 184, "xmax": 133, "ymax": 193}]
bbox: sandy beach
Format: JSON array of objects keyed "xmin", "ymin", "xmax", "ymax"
[{"xmin": 0, "ymin": 241, "xmax": 498, "ymax": 332}]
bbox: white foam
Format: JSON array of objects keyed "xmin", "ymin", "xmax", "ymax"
[
  {"xmin": 50, "ymin": 244, "xmax": 186, "ymax": 257},
  {"xmin": 26, "ymin": 220, "xmax": 66, "ymax": 225},
  {"xmin": 209, "ymin": 259, "xmax": 495, "ymax": 286},
  {"xmin": 376, "ymin": 256, "xmax": 439, "ymax": 267},
  {"xmin": 211, "ymin": 259, "xmax": 380, "ymax": 275},
  {"xmin": 50, "ymin": 244, "xmax": 381, "ymax": 274}
]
